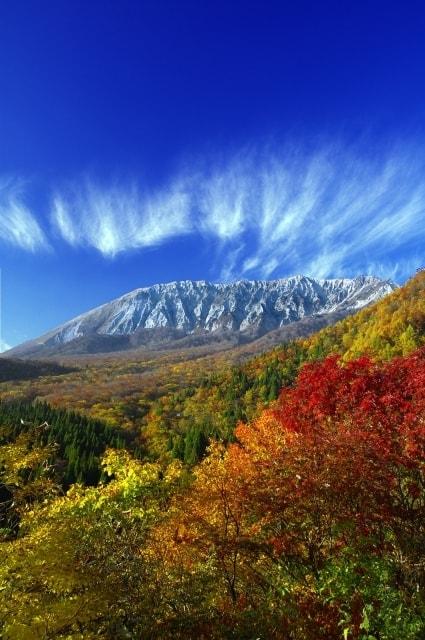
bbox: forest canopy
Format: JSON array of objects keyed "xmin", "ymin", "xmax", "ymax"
[{"xmin": 1, "ymin": 272, "xmax": 425, "ymax": 638}]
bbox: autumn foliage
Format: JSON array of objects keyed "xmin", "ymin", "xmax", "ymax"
[
  {"xmin": 161, "ymin": 349, "xmax": 425, "ymax": 637},
  {"xmin": 1, "ymin": 274, "xmax": 425, "ymax": 638}
]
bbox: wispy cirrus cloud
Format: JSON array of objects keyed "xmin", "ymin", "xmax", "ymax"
[
  {"xmin": 2, "ymin": 142, "xmax": 423, "ymax": 283},
  {"xmin": 196, "ymin": 146, "xmax": 425, "ymax": 281},
  {"xmin": 50, "ymin": 143, "xmax": 425, "ymax": 281},
  {"xmin": 0, "ymin": 178, "xmax": 49, "ymax": 251},
  {"xmin": 51, "ymin": 181, "xmax": 192, "ymax": 257},
  {"xmin": 205, "ymin": 145, "xmax": 425, "ymax": 281}
]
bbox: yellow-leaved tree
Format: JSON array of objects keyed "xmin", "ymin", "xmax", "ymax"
[{"xmin": 0, "ymin": 449, "xmax": 182, "ymax": 639}]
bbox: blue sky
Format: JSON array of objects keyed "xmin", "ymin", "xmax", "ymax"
[{"xmin": 1, "ymin": 1, "xmax": 425, "ymax": 349}]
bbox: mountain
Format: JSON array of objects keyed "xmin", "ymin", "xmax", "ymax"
[
  {"xmin": 300, "ymin": 269, "xmax": 425, "ymax": 361},
  {"xmin": 6, "ymin": 275, "xmax": 396, "ymax": 358}
]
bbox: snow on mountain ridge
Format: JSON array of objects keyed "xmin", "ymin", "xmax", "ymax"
[{"xmin": 26, "ymin": 275, "xmax": 395, "ymax": 351}]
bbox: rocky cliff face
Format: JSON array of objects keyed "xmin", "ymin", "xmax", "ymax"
[{"xmin": 7, "ymin": 275, "xmax": 396, "ymax": 357}]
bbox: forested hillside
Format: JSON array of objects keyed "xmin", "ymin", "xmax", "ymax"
[
  {"xmin": 0, "ymin": 272, "xmax": 424, "ymax": 467},
  {"xmin": 0, "ymin": 401, "xmax": 129, "ymax": 487},
  {"xmin": 1, "ymin": 271, "xmax": 425, "ymax": 638},
  {"xmin": 303, "ymin": 269, "xmax": 425, "ymax": 360},
  {"xmin": 0, "ymin": 357, "xmax": 74, "ymax": 382},
  {"xmin": 1, "ymin": 347, "xmax": 425, "ymax": 638},
  {"xmin": 142, "ymin": 270, "xmax": 425, "ymax": 463}
]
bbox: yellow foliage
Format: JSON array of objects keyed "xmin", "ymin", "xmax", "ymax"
[{"xmin": 302, "ymin": 271, "xmax": 425, "ymax": 361}]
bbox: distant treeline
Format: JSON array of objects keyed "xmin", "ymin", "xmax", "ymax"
[
  {"xmin": 0, "ymin": 357, "xmax": 75, "ymax": 382},
  {"xmin": 0, "ymin": 400, "xmax": 129, "ymax": 486}
]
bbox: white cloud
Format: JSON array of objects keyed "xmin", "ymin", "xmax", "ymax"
[
  {"xmin": 0, "ymin": 142, "xmax": 421, "ymax": 286},
  {"xmin": 364, "ymin": 257, "xmax": 422, "ymax": 283},
  {"xmin": 0, "ymin": 178, "xmax": 49, "ymax": 251},
  {"xmin": 0, "ymin": 339, "xmax": 11, "ymax": 353},
  {"xmin": 51, "ymin": 181, "xmax": 192, "ymax": 257},
  {"xmin": 50, "ymin": 143, "xmax": 425, "ymax": 282},
  {"xmin": 196, "ymin": 157, "xmax": 254, "ymax": 239},
  {"xmin": 192, "ymin": 144, "xmax": 425, "ymax": 282}
]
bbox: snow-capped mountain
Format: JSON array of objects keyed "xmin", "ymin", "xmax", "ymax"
[{"xmin": 7, "ymin": 275, "xmax": 395, "ymax": 358}]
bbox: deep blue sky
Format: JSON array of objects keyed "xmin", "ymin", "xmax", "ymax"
[{"xmin": 1, "ymin": 1, "xmax": 425, "ymax": 348}]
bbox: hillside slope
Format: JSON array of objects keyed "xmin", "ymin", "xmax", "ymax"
[
  {"xmin": 302, "ymin": 269, "xmax": 425, "ymax": 360},
  {"xmin": 141, "ymin": 270, "xmax": 425, "ymax": 462},
  {"xmin": 0, "ymin": 272, "xmax": 422, "ymax": 466}
]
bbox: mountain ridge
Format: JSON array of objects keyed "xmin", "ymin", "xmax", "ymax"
[{"xmin": 6, "ymin": 275, "xmax": 396, "ymax": 357}]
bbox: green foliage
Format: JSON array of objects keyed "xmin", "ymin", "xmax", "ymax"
[
  {"xmin": 320, "ymin": 554, "xmax": 425, "ymax": 640},
  {"xmin": 143, "ymin": 342, "xmax": 307, "ymax": 464},
  {"xmin": 0, "ymin": 424, "xmax": 60, "ymax": 540},
  {"xmin": 0, "ymin": 400, "xmax": 128, "ymax": 486},
  {"xmin": 183, "ymin": 425, "xmax": 209, "ymax": 465}
]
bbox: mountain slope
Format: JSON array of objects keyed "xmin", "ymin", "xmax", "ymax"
[
  {"xmin": 6, "ymin": 275, "xmax": 395, "ymax": 357},
  {"xmin": 139, "ymin": 270, "xmax": 425, "ymax": 464},
  {"xmin": 302, "ymin": 269, "xmax": 425, "ymax": 361}
]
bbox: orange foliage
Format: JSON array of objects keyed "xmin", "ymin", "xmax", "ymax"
[{"xmin": 159, "ymin": 348, "xmax": 425, "ymax": 637}]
